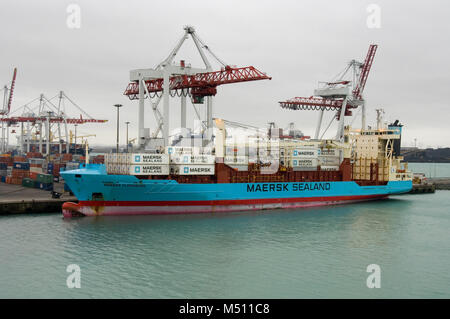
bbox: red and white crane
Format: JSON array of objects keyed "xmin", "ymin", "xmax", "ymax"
[
  {"xmin": 279, "ymin": 45, "xmax": 378, "ymax": 141},
  {"xmin": 1, "ymin": 91, "xmax": 107, "ymax": 155},
  {"xmin": 1, "ymin": 68, "xmax": 17, "ymax": 152},
  {"xmin": 1, "ymin": 67, "xmax": 17, "ymax": 116},
  {"xmin": 124, "ymin": 25, "xmax": 271, "ymax": 149}
]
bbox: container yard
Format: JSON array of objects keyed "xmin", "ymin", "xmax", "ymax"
[{"xmin": 0, "ymin": 65, "xmax": 108, "ymax": 213}]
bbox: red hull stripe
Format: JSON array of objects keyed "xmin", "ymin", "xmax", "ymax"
[{"xmin": 78, "ymin": 194, "xmax": 387, "ymax": 207}]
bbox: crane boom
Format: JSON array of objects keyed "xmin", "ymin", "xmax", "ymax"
[
  {"xmin": 1, "ymin": 68, "xmax": 17, "ymax": 116},
  {"xmin": 124, "ymin": 66, "xmax": 271, "ymax": 100},
  {"xmin": 0, "ymin": 117, "xmax": 107, "ymax": 124},
  {"xmin": 279, "ymin": 44, "xmax": 378, "ymax": 117},
  {"xmin": 352, "ymin": 44, "xmax": 377, "ymax": 99}
]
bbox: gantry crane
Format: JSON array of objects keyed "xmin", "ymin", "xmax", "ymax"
[
  {"xmin": 279, "ymin": 45, "xmax": 378, "ymax": 141},
  {"xmin": 124, "ymin": 25, "xmax": 271, "ymax": 149},
  {"xmin": 1, "ymin": 91, "xmax": 107, "ymax": 155}
]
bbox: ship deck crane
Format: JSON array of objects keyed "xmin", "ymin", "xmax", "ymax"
[
  {"xmin": 279, "ymin": 45, "xmax": 378, "ymax": 141},
  {"xmin": 124, "ymin": 25, "xmax": 271, "ymax": 149}
]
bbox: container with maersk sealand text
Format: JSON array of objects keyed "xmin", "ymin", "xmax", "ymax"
[
  {"xmin": 292, "ymin": 149, "xmax": 318, "ymax": 158},
  {"xmin": 129, "ymin": 154, "xmax": 169, "ymax": 164},
  {"xmin": 105, "ymin": 153, "xmax": 169, "ymax": 165},
  {"xmin": 170, "ymin": 164, "xmax": 215, "ymax": 175},
  {"xmin": 130, "ymin": 164, "xmax": 169, "ymax": 175}
]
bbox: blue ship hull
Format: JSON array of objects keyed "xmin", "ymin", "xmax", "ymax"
[{"xmin": 61, "ymin": 164, "xmax": 412, "ymax": 217}]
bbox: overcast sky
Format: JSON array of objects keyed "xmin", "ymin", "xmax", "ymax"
[{"xmin": 1, "ymin": 0, "xmax": 449, "ymax": 148}]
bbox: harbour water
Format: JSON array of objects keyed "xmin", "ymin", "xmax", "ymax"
[{"xmin": 1, "ymin": 189, "xmax": 449, "ymax": 298}]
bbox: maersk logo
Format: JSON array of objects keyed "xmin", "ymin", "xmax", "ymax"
[
  {"xmin": 168, "ymin": 147, "xmax": 173, "ymax": 154},
  {"xmin": 293, "ymin": 160, "xmax": 298, "ymax": 166},
  {"xmin": 135, "ymin": 166, "xmax": 140, "ymax": 173},
  {"xmin": 184, "ymin": 167, "xmax": 189, "ymax": 174},
  {"xmin": 134, "ymin": 155, "xmax": 141, "ymax": 162},
  {"xmin": 183, "ymin": 156, "xmax": 189, "ymax": 163},
  {"xmin": 293, "ymin": 150, "xmax": 298, "ymax": 156}
]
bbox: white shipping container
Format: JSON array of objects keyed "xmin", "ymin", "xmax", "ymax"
[
  {"xmin": 292, "ymin": 158, "xmax": 318, "ymax": 167},
  {"xmin": 106, "ymin": 164, "xmax": 116, "ymax": 174},
  {"xmin": 292, "ymin": 149, "xmax": 318, "ymax": 158},
  {"xmin": 130, "ymin": 153, "xmax": 169, "ymax": 164},
  {"xmin": 318, "ymin": 148, "xmax": 340, "ymax": 157},
  {"xmin": 130, "ymin": 164, "xmax": 170, "ymax": 175},
  {"xmin": 121, "ymin": 154, "xmax": 130, "ymax": 164},
  {"xmin": 105, "ymin": 154, "xmax": 119, "ymax": 164},
  {"xmin": 107, "ymin": 165, "xmax": 117, "ymax": 174},
  {"xmin": 171, "ymin": 164, "xmax": 215, "ymax": 175},
  {"xmin": 170, "ymin": 154, "xmax": 215, "ymax": 164},
  {"xmin": 318, "ymin": 156, "xmax": 341, "ymax": 166},
  {"xmin": 120, "ymin": 164, "xmax": 129, "ymax": 175},
  {"xmin": 192, "ymin": 147, "xmax": 213, "ymax": 155},
  {"xmin": 165, "ymin": 146, "xmax": 193, "ymax": 155}
]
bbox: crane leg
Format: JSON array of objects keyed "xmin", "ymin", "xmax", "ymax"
[
  {"xmin": 335, "ymin": 98, "xmax": 348, "ymax": 141},
  {"xmin": 21, "ymin": 122, "xmax": 24, "ymax": 154},
  {"xmin": 39, "ymin": 123, "xmax": 43, "ymax": 153},
  {"xmin": 162, "ymin": 71, "xmax": 170, "ymax": 146},
  {"xmin": 181, "ymin": 94, "xmax": 186, "ymax": 129},
  {"xmin": 26, "ymin": 123, "xmax": 31, "ymax": 153},
  {"xmin": 314, "ymin": 109, "xmax": 324, "ymax": 139},
  {"xmin": 361, "ymin": 102, "xmax": 366, "ymax": 130},
  {"xmin": 138, "ymin": 78, "xmax": 145, "ymax": 150}
]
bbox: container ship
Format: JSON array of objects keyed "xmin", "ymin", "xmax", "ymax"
[
  {"xmin": 59, "ymin": 27, "xmax": 412, "ymax": 217},
  {"xmin": 61, "ymin": 122, "xmax": 412, "ymax": 217}
]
